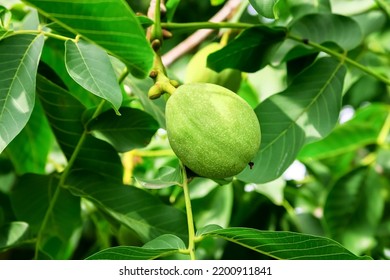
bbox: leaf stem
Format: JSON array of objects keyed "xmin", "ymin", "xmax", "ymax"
[
  {"xmin": 118, "ymin": 67, "xmax": 129, "ymax": 84},
  {"xmin": 8, "ymin": 29, "xmax": 72, "ymax": 41},
  {"xmin": 180, "ymin": 162, "xmax": 196, "ymax": 260},
  {"xmin": 287, "ymin": 33, "xmax": 390, "ymax": 86},
  {"xmin": 33, "ymin": 179, "xmax": 62, "ymax": 259}
]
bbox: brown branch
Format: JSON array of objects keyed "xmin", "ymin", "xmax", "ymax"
[{"xmin": 161, "ymin": 0, "xmax": 242, "ymax": 66}]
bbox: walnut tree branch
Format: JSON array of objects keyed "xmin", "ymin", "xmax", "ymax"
[{"xmin": 161, "ymin": 0, "xmax": 242, "ymax": 66}]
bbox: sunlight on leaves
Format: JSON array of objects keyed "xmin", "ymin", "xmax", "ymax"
[
  {"xmin": 24, "ymin": 0, "xmax": 154, "ymax": 78},
  {"xmin": 0, "ymin": 34, "xmax": 44, "ymax": 153},
  {"xmin": 239, "ymin": 58, "xmax": 346, "ymax": 183},
  {"xmin": 65, "ymin": 39, "xmax": 122, "ymax": 112},
  {"xmin": 0, "ymin": 222, "xmax": 29, "ymax": 250}
]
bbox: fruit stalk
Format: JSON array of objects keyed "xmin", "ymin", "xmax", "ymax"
[
  {"xmin": 181, "ymin": 161, "xmax": 196, "ymax": 260},
  {"xmin": 148, "ymin": 55, "xmax": 178, "ymax": 99},
  {"xmin": 146, "ymin": 0, "xmax": 179, "ymax": 99}
]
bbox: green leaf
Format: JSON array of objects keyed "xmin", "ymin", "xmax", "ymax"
[
  {"xmin": 86, "ymin": 246, "xmax": 177, "ymax": 260},
  {"xmin": 0, "ymin": 222, "xmax": 29, "ymax": 250},
  {"xmin": 41, "ymin": 38, "xmax": 101, "ymax": 109},
  {"xmin": 202, "ymin": 227, "xmax": 370, "ymax": 259},
  {"xmin": 0, "ymin": 5, "xmax": 11, "ymax": 29},
  {"xmin": 188, "ymin": 177, "xmax": 220, "ymax": 199},
  {"xmin": 324, "ymin": 167, "xmax": 385, "ymax": 254},
  {"xmin": 298, "ymin": 104, "xmax": 390, "ymax": 160},
  {"xmin": 10, "ymin": 174, "xmax": 81, "ymax": 258},
  {"xmin": 238, "ymin": 57, "xmax": 346, "ymax": 183},
  {"xmin": 345, "ymin": 76, "xmax": 385, "ymax": 107},
  {"xmin": 65, "ymin": 39, "xmax": 122, "ymax": 112},
  {"xmin": 375, "ymin": 0, "xmax": 390, "ymax": 18},
  {"xmin": 125, "ymin": 75, "xmax": 166, "ymax": 128},
  {"xmin": 287, "ymin": 0, "xmax": 331, "ymax": 18},
  {"xmin": 21, "ymin": 8, "xmax": 40, "ymax": 30},
  {"xmin": 286, "ymin": 52, "xmax": 319, "ymax": 83},
  {"xmin": 277, "ymin": 12, "xmax": 363, "ymax": 64},
  {"xmin": 166, "ymin": 0, "xmax": 181, "ymax": 22},
  {"xmin": 0, "ymin": 34, "xmax": 44, "ymax": 153},
  {"xmin": 87, "ymin": 107, "xmax": 159, "ymax": 153},
  {"xmin": 143, "ymin": 234, "xmax": 186, "ymax": 250},
  {"xmin": 289, "ymin": 13, "xmax": 363, "ymax": 50},
  {"xmin": 196, "ymin": 224, "xmax": 223, "ymax": 236},
  {"xmin": 347, "ymin": 103, "xmax": 390, "ymax": 131},
  {"xmin": 10, "ymin": 174, "xmax": 81, "ymax": 236},
  {"xmin": 87, "ymin": 234, "xmax": 185, "ymax": 260},
  {"xmin": 192, "ymin": 183, "xmax": 233, "ymax": 229},
  {"xmin": 207, "ymin": 26, "xmax": 286, "ymax": 73},
  {"xmin": 66, "ymin": 170, "xmax": 188, "ymax": 243},
  {"xmin": 353, "ymin": 10, "xmax": 386, "ymax": 37},
  {"xmin": 6, "ymin": 99, "xmax": 54, "ymax": 175},
  {"xmin": 136, "ymin": 15, "xmax": 154, "ymax": 28},
  {"xmin": 36, "ymin": 75, "xmax": 123, "ymax": 182},
  {"xmin": 24, "ymin": 0, "xmax": 154, "ymax": 78},
  {"xmin": 332, "ymin": 0, "xmax": 376, "ymax": 15},
  {"xmin": 249, "ymin": 0, "xmax": 278, "ymax": 19},
  {"xmin": 237, "ymin": 79, "xmax": 260, "ymax": 108},
  {"xmin": 134, "ymin": 166, "xmax": 182, "ymax": 189},
  {"xmin": 250, "ymin": 177, "xmax": 286, "ymax": 206},
  {"xmin": 299, "ymin": 124, "xmax": 377, "ymax": 160}
]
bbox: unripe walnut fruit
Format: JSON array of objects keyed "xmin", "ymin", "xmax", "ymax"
[{"xmin": 166, "ymin": 83, "xmax": 261, "ymax": 179}]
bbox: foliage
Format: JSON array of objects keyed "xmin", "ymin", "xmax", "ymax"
[{"xmin": 0, "ymin": 0, "xmax": 389, "ymax": 260}]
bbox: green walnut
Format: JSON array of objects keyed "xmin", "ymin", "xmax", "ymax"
[
  {"xmin": 166, "ymin": 83, "xmax": 261, "ymax": 179},
  {"xmin": 185, "ymin": 43, "xmax": 242, "ymax": 92}
]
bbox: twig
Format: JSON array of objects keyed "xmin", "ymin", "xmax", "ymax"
[
  {"xmin": 161, "ymin": 0, "xmax": 242, "ymax": 66},
  {"xmin": 288, "ymin": 34, "xmax": 390, "ymax": 86},
  {"xmin": 147, "ymin": 0, "xmax": 167, "ymax": 41}
]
